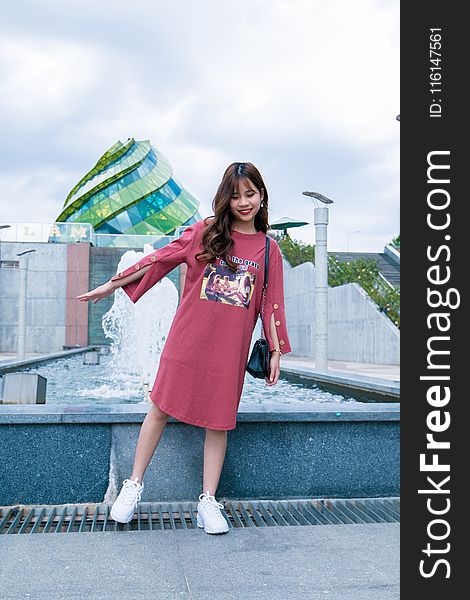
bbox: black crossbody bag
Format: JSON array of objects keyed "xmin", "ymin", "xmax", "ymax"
[{"xmin": 246, "ymin": 236, "xmax": 271, "ymax": 379}]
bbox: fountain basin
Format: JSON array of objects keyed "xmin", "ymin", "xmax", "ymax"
[{"xmin": 0, "ymin": 401, "xmax": 399, "ymax": 505}]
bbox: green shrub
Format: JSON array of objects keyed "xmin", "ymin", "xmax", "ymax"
[
  {"xmin": 328, "ymin": 256, "xmax": 400, "ymax": 328},
  {"xmin": 273, "ymin": 232, "xmax": 400, "ymax": 328},
  {"xmin": 390, "ymin": 234, "xmax": 400, "ymax": 251}
]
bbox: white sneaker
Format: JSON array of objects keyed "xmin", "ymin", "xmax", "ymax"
[
  {"xmin": 196, "ymin": 490, "xmax": 229, "ymax": 534},
  {"xmin": 110, "ymin": 477, "xmax": 144, "ymax": 523}
]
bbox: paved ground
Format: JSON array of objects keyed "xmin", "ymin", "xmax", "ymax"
[
  {"xmin": 2, "ymin": 522, "xmax": 399, "ymax": 599},
  {"xmin": 1, "ymin": 349, "xmax": 399, "ymax": 597},
  {"xmin": 282, "ymin": 356, "xmax": 400, "ymax": 382}
]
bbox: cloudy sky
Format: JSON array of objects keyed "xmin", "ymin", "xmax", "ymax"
[{"xmin": 0, "ymin": 0, "xmax": 399, "ymax": 252}]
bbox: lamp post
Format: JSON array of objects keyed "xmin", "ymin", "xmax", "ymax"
[
  {"xmin": 302, "ymin": 191, "xmax": 334, "ymax": 372},
  {"xmin": 16, "ymin": 249, "xmax": 36, "ymax": 359},
  {"xmin": 0, "ymin": 225, "xmax": 11, "ymax": 321},
  {"xmin": 0, "ymin": 224, "xmax": 11, "ymax": 265},
  {"xmin": 347, "ymin": 230, "xmax": 360, "ymax": 251}
]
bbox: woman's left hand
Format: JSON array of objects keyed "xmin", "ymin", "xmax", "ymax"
[{"xmin": 265, "ymin": 352, "xmax": 281, "ymax": 386}]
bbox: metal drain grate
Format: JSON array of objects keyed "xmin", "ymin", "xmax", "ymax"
[{"xmin": 0, "ymin": 497, "xmax": 399, "ymax": 534}]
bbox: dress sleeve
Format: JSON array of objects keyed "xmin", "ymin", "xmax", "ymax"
[
  {"xmin": 110, "ymin": 222, "xmax": 197, "ymax": 304},
  {"xmin": 261, "ymin": 244, "xmax": 293, "ymax": 354}
]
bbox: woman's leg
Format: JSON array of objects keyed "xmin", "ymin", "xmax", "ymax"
[
  {"xmin": 202, "ymin": 428, "xmax": 228, "ymax": 495},
  {"xmin": 129, "ymin": 402, "xmax": 170, "ymax": 482}
]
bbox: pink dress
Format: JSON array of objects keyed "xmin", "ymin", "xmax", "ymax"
[{"xmin": 110, "ymin": 218, "xmax": 292, "ymax": 430}]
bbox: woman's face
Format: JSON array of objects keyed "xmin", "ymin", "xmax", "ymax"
[{"xmin": 230, "ymin": 178, "xmax": 263, "ymax": 225}]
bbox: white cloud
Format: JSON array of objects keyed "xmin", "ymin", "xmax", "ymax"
[
  {"xmin": 0, "ymin": 0, "xmax": 399, "ymax": 251},
  {"xmin": 0, "ymin": 38, "xmax": 105, "ymax": 129}
]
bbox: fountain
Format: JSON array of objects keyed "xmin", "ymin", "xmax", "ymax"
[
  {"xmin": 102, "ymin": 244, "xmax": 181, "ymax": 404},
  {"xmin": 0, "ymin": 246, "xmax": 399, "ymax": 505}
]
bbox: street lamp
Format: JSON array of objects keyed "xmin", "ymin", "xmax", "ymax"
[
  {"xmin": 16, "ymin": 249, "xmax": 36, "ymax": 359},
  {"xmin": 0, "ymin": 225, "xmax": 11, "ymax": 305},
  {"xmin": 0, "ymin": 224, "xmax": 11, "ymax": 264},
  {"xmin": 302, "ymin": 191, "xmax": 334, "ymax": 372},
  {"xmin": 347, "ymin": 230, "xmax": 360, "ymax": 251},
  {"xmin": 0, "ymin": 225, "xmax": 11, "ymax": 254}
]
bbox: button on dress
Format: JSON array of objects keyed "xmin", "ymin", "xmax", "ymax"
[{"xmin": 110, "ymin": 218, "xmax": 292, "ymax": 430}]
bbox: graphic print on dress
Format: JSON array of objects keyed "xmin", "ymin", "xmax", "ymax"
[{"xmin": 200, "ymin": 258, "xmax": 257, "ymax": 309}]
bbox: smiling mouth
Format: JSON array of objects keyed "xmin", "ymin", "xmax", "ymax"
[{"xmin": 238, "ymin": 208, "xmax": 252, "ymax": 215}]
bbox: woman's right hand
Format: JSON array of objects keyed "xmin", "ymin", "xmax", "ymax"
[{"xmin": 76, "ymin": 281, "xmax": 116, "ymax": 304}]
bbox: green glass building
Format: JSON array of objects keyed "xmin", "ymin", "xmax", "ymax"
[{"xmin": 55, "ymin": 138, "xmax": 201, "ymax": 242}]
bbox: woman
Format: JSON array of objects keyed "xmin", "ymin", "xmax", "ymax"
[{"xmin": 77, "ymin": 162, "xmax": 292, "ymax": 535}]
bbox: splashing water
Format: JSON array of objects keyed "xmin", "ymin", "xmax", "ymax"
[{"xmin": 101, "ymin": 244, "xmax": 180, "ymax": 403}]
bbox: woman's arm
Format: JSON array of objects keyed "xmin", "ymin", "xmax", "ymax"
[
  {"xmin": 108, "ymin": 263, "xmax": 151, "ymax": 290},
  {"xmin": 265, "ymin": 310, "xmax": 282, "ymax": 386},
  {"xmin": 262, "ymin": 244, "xmax": 292, "ymax": 385},
  {"xmin": 261, "ymin": 246, "xmax": 292, "ymax": 355},
  {"xmin": 76, "ymin": 264, "xmax": 152, "ymax": 304},
  {"xmin": 108, "ymin": 222, "xmax": 198, "ymax": 304},
  {"xmin": 269, "ymin": 311, "xmax": 281, "ymax": 352},
  {"xmin": 77, "ymin": 221, "xmax": 199, "ymax": 305}
]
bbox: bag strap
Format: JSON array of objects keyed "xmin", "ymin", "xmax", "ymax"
[
  {"xmin": 263, "ymin": 235, "xmax": 270, "ymax": 288},
  {"xmin": 259, "ymin": 235, "xmax": 270, "ymax": 339}
]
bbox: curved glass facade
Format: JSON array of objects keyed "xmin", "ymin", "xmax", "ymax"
[{"xmin": 55, "ymin": 138, "xmax": 201, "ymax": 244}]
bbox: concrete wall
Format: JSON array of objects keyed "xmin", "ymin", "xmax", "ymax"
[
  {"xmin": 88, "ymin": 246, "xmax": 184, "ymax": 346},
  {"xmin": 0, "ymin": 404, "xmax": 399, "ymax": 505},
  {"xmin": 65, "ymin": 243, "xmax": 90, "ymax": 347},
  {"xmin": 285, "ymin": 260, "xmax": 400, "ymax": 365},
  {"xmin": 0, "ymin": 242, "xmax": 68, "ymax": 353},
  {"xmin": 0, "ymin": 241, "xmax": 187, "ymax": 351},
  {"xmin": 87, "ymin": 247, "xmax": 129, "ymax": 346},
  {"xmin": 0, "ymin": 242, "xmax": 399, "ymax": 364}
]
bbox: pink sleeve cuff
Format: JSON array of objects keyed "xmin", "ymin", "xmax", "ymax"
[{"xmin": 110, "ymin": 222, "xmax": 198, "ymax": 303}]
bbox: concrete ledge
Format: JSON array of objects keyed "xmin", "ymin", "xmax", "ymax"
[
  {"xmin": 0, "ymin": 401, "xmax": 400, "ymax": 423},
  {"xmin": 282, "ymin": 365, "xmax": 400, "ymax": 400},
  {"xmin": 0, "ymin": 403, "xmax": 399, "ymax": 505},
  {"xmin": 0, "ymin": 346, "xmax": 97, "ymax": 375}
]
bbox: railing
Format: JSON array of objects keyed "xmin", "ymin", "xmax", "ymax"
[
  {"xmin": 0, "ymin": 221, "xmax": 93, "ymax": 244},
  {"xmin": 92, "ymin": 232, "xmax": 173, "ymax": 248},
  {"xmin": 384, "ymin": 243, "xmax": 400, "ymax": 265},
  {"xmin": 0, "ymin": 221, "xmax": 185, "ymax": 248},
  {"xmin": 377, "ymin": 271, "xmax": 399, "ymax": 294}
]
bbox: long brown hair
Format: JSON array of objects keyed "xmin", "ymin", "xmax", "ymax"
[{"xmin": 195, "ymin": 162, "xmax": 269, "ymax": 271}]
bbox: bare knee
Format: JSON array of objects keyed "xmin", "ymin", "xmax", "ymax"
[
  {"xmin": 149, "ymin": 402, "xmax": 170, "ymax": 421},
  {"xmin": 205, "ymin": 428, "xmax": 227, "ymax": 435}
]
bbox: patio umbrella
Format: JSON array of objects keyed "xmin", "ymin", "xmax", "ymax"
[{"xmin": 269, "ymin": 217, "xmax": 310, "ymax": 237}]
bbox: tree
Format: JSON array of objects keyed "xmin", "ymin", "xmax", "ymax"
[{"xmin": 272, "ymin": 232, "xmax": 400, "ymax": 328}]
